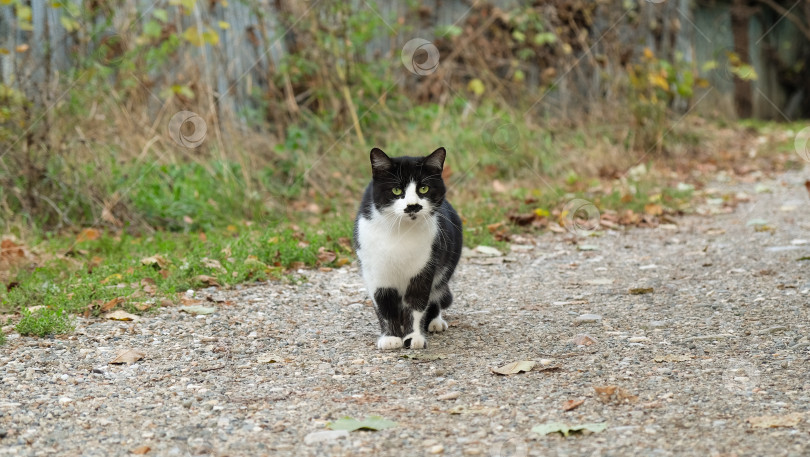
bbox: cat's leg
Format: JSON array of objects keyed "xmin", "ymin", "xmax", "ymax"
[
  {"xmin": 374, "ymin": 288, "xmax": 404, "ymax": 350},
  {"xmin": 402, "ymin": 270, "xmax": 433, "ymax": 349},
  {"xmin": 426, "ymin": 284, "xmax": 451, "ymax": 333}
]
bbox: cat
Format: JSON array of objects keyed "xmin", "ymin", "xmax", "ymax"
[{"xmin": 353, "ymin": 147, "xmax": 463, "ymax": 350}]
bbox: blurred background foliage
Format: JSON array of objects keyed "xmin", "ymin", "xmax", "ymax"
[{"xmin": 0, "ymin": 0, "xmax": 807, "ymax": 233}]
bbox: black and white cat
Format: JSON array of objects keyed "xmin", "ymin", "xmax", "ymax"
[{"xmin": 354, "ymin": 147, "xmax": 463, "ymax": 350}]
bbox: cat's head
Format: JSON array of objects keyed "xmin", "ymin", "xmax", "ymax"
[{"xmin": 369, "ymin": 147, "xmax": 447, "ymax": 220}]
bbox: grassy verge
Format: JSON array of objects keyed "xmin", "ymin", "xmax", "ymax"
[{"xmin": 2, "ymin": 114, "xmax": 800, "ymax": 340}]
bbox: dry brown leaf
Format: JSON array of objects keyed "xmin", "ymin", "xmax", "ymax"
[
  {"xmin": 195, "ymin": 275, "xmax": 221, "ymax": 287},
  {"xmin": 644, "ymin": 203, "xmax": 663, "ymax": 216},
  {"xmin": 747, "ymin": 413, "xmax": 803, "ymax": 428},
  {"xmin": 594, "ymin": 385, "xmax": 637, "ymax": 404},
  {"xmin": 0, "ymin": 239, "xmax": 26, "ymax": 260},
  {"xmin": 76, "ymin": 228, "xmax": 101, "ymax": 242},
  {"xmin": 491, "ymin": 360, "xmax": 536, "ymax": 375},
  {"xmin": 110, "ymin": 349, "xmax": 145, "ymax": 365},
  {"xmin": 104, "ymin": 310, "xmax": 139, "ymax": 321},
  {"xmin": 141, "ymin": 255, "xmax": 169, "ymax": 269},
  {"xmin": 132, "ymin": 302, "xmax": 152, "ymax": 311},
  {"xmin": 337, "ymin": 237, "xmax": 352, "ymax": 251},
  {"xmin": 131, "ymin": 445, "xmax": 151, "ymax": 455},
  {"xmin": 317, "ymin": 247, "xmax": 337, "ymax": 264},
  {"xmin": 562, "ymin": 399, "xmax": 585, "ymax": 411},
  {"xmin": 100, "ymin": 297, "xmax": 123, "ymax": 312},
  {"xmin": 201, "ymin": 257, "xmax": 225, "ymax": 271}
]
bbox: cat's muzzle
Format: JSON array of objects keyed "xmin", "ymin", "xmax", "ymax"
[{"xmin": 404, "ymin": 204, "xmax": 423, "ymax": 215}]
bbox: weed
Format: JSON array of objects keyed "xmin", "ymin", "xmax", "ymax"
[{"xmin": 16, "ymin": 307, "xmax": 74, "ymax": 337}]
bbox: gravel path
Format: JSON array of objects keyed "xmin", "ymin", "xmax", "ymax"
[{"xmin": 2, "ymin": 170, "xmax": 810, "ymax": 457}]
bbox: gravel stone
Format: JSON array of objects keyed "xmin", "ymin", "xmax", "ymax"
[{"xmin": 1, "ymin": 171, "xmax": 810, "ymax": 456}]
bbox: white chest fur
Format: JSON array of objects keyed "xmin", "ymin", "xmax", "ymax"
[{"xmin": 356, "ymin": 209, "xmax": 438, "ymax": 293}]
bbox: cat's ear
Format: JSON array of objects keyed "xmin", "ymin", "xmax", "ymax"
[
  {"xmin": 424, "ymin": 147, "xmax": 446, "ymax": 170},
  {"xmin": 370, "ymin": 148, "xmax": 393, "ymax": 172}
]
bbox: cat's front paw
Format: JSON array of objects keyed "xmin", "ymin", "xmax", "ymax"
[
  {"xmin": 428, "ymin": 316, "xmax": 448, "ymax": 333},
  {"xmin": 377, "ymin": 336, "xmax": 404, "ymax": 350},
  {"xmin": 403, "ymin": 332, "xmax": 427, "ymax": 349}
]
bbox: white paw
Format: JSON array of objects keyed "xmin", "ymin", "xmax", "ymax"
[
  {"xmin": 428, "ymin": 316, "xmax": 448, "ymax": 333},
  {"xmin": 403, "ymin": 332, "xmax": 427, "ymax": 349},
  {"xmin": 377, "ymin": 336, "xmax": 403, "ymax": 350}
]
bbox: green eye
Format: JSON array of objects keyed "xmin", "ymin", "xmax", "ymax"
[
  {"xmin": 392, "ymin": 187, "xmax": 402, "ymax": 196},
  {"xmin": 418, "ymin": 185, "xmax": 429, "ymax": 194}
]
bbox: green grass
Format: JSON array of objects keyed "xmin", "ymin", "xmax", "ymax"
[{"xmin": 15, "ymin": 306, "xmax": 74, "ymax": 337}]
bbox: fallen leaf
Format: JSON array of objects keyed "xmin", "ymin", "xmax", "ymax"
[
  {"xmin": 572, "ymin": 334, "xmax": 597, "ymax": 346},
  {"xmin": 336, "ymin": 257, "xmax": 351, "ymax": 267},
  {"xmin": 594, "ymin": 385, "xmax": 637, "ymax": 404},
  {"xmin": 100, "ymin": 297, "xmax": 123, "ymax": 312},
  {"xmin": 76, "ymin": 228, "xmax": 101, "ymax": 242},
  {"xmin": 179, "ymin": 305, "xmax": 217, "ymax": 315},
  {"xmin": 131, "ymin": 445, "xmax": 151, "ymax": 454},
  {"xmin": 747, "ymin": 413, "xmax": 803, "ymax": 428},
  {"xmin": 327, "ymin": 416, "xmax": 397, "ymax": 432},
  {"xmin": 317, "ymin": 247, "xmax": 337, "ymax": 263},
  {"xmin": 653, "ymin": 354, "xmax": 692, "ymax": 363},
  {"xmin": 201, "ymin": 257, "xmax": 225, "ymax": 271},
  {"xmin": 491, "ymin": 360, "xmax": 536, "ymax": 375},
  {"xmin": 644, "ymin": 203, "xmax": 663, "ymax": 216},
  {"xmin": 141, "ymin": 255, "xmax": 169, "ymax": 269},
  {"xmin": 577, "ymin": 244, "xmax": 599, "ymax": 251},
  {"xmin": 531, "ymin": 421, "xmax": 607, "ymax": 437},
  {"xmin": 0, "ymin": 239, "xmax": 26, "ymax": 259},
  {"xmin": 109, "ymin": 349, "xmax": 145, "ymax": 365},
  {"xmin": 195, "ymin": 275, "xmax": 220, "ymax": 287},
  {"xmin": 475, "ymin": 245, "xmax": 502, "ymax": 257},
  {"xmin": 562, "ymin": 399, "xmax": 584, "ymax": 411},
  {"xmin": 447, "ymin": 405, "xmax": 499, "ymax": 415},
  {"xmin": 104, "ymin": 310, "xmax": 139, "ymax": 321},
  {"xmin": 746, "ymin": 218, "xmax": 768, "ymax": 227},
  {"xmin": 629, "ymin": 287, "xmax": 654, "ymax": 295}
]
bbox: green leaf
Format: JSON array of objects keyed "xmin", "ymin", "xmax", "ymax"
[
  {"xmin": 533, "ymin": 32, "xmax": 557, "ymax": 46},
  {"xmin": 153, "ymin": 8, "xmax": 168, "ymax": 22},
  {"xmin": 144, "ymin": 20, "xmax": 162, "ymax": 38},
  {"xmin": 179, "ymin": 305, "xmax": 216, "ymax": 315},
  {"xmin": 532, "ymin": 422, "xmax": 607, "ymax": 437},
  {"xmin": 327, "ymin": 416, "xmax": 397, "ymax": 432}
]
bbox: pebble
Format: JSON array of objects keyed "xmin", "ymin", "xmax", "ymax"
[
  {"xmin": 574, "ymin": 314, "xmax": 602, "ymax": 325},
  {"xmin": 628, "ymin": 336, "xmax": 649, "ymax": 343},
  {"xmin": 438, "ymin": 391, "xmax": 461, "ymax": 401},
  {"xmin": 428, "ymin": 444, "xmax": 445, "ymax": 454}
]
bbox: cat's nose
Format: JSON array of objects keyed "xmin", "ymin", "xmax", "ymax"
[{"xmin": 405, "ymin": 204, "xmax": 422, "ymax": 214}]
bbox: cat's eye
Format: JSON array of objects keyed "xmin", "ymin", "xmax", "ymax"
[
  {"xmin": 392, "ymin": 187, "xmax": 402, "ymax": 196},
  {"xmin": 418, "ymin": 185, "xmax": 429, "ymax": 194}
]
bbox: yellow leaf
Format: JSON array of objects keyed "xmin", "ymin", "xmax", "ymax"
[
  {"xmin": 467, "ymin": 78, "xmax": 485, "ymax": 96},
  {"xmin": 226, "ymin": 224, "xmax": 238, "ymax": 233},
  {"xmin": 218, "ymin": 20, "xmax": 230, "ymax": 30},
  {"xmin": 533, "ymin": 208, "xmax": 550, "ymax": 218},
  {"xmin": 643, "ymin": 47, "xmax": 654, "ymax": 59},
  {"xmin": 182, "ymin": 26, "xmax": 204, "ymax": 46},
  {"xmin": 0, "ymin": 48, "xmax": 8, "ymax": 55},
  {"xmin": 648, "ymin": 73, "xmax": 669, "ymax": 91}
]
